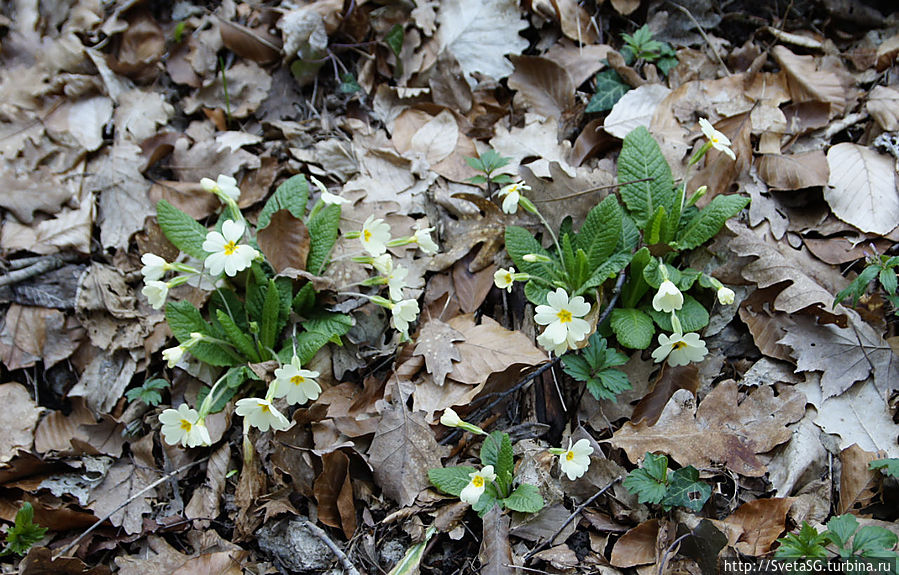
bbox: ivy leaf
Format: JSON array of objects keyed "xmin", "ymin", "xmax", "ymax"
[
  {"xmin": 2, "ymin": 503, "xmax": 47, "ymax": 555},
  {"xmin": 258, "ymin": 174, "xmax": 309, "ymax": 230},
  {"xmin": 622, "ymin": 452, "xmax": 668, "ymax": 504},
  {"xmin": 586, "ymin": 69, "xmax": 630, "ymax": 113},
  {"xmin": 618, "ymin": 127, "xmax": 675, "ymax": 228},
  {"xmin": 385, "ymin": 24, "xmax": 404, "ymax": 57},
  {"xmin": 156, "ymin": 199, "xmax": 208, "ymax": 260},
  {"xmin": 869, "ymin": 458, "xmax": 899, "ymax": 478},
  {"xmin": 661, "ymin": 466, "xmax": 711, "ymax": 511},
  {"xmin": 610, "ymin": 307, "xmax": 655, "ymax": 350},
  {"xmin": 338, "ymin": 73, "xmax": 362, "ymax": 94},
  {"xmin": 503, "ymin": 484, "xmax": 544, "ymax": 513},
  {"xmin": 428, "ymin": 466, "xmax": 476, "ymax": 497}
]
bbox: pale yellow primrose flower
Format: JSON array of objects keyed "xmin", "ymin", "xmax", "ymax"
[
  {"xmin": 202, "ymin": 220, "xmax": 258, "ymax": 277},
  {"xmin": 558, "ymin": 438, "xmax": 593, "ymax": 481},
  {"xmin": 652, "ymin": 280, "xmax": 684, "ymax": 313},
  {"xmin": 651, "ymin": 332, "xmax": 708, "ymax": 367},
  {"xmin": 140, "ymin": 253, "xmax": 169, "ymax": 281},
  {"xmin": 272, "ymin": 358, "xmax": 321, "ymax": 406},
  {"xmin": 534, "ymin": 288, "xmax": 591, "ymax": 346},
  {"xmin": 717, "ymin": 286, "xmax": 735, "ymax": 305},
  {"xmin": 440, "ymin": 408, "xmax": 462, "ymax": 427},
  {"xmin": 537, "ymin": 328, "xmax": 584, "ymax": 356},
  {"xmin": 142, "ymin": 280, "xmax": 170, "ymax": 310},
  {"xmin": 235, "ymin": 397, "xmax": 291, "ymax": 432},
  {"xmin": 162, "ymin": 345, "xmax": 184, "ymax": 367},
  {"xmin": 360, "ymin": 215, "xmax": 392, "ymax": 257},
  {"xmin": 698, "ymin": 118, "xmax": 736, "ymax": 161},
  {"xmin": 387, "ymin": 264, "xmax": 409, "ymax": 301},
  {"xmin": 494, "ymin": 267, "xmax": 516, "ymax": 292},
  {"xmin": 391, "ymin": 298, "xmax": 420, "ymax": 335},
  {"xmin": 497, "ymin": 181, "xmax": 530, "ymax": 214},
  {"xmin": 412, "ymin": 226, "xmax": 439, "ymax": 255},
  {"xmin": 310, "ymin": 175, "xmax": 349, "ymax": 205},
  {"xmin": 200, "ymin": 174, "xmax": 241, "ymax": 201},
  {"xmin": 460, "ymin": 465, "xmax": 497, "ymax": 505},
  {"xmin": 372, "ymin": 254, "xmax": 393, "ymax": 275},
  {"xmin": 159, "ymin": 404, "xmax": 211, "ymax": 448}
]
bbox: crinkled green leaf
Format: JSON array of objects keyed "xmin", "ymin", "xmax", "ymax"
[
  {"xmin": 165, "ymin": 301, "xmax": 238, "ymax": 366},
  {"xmin": 215, "ymin": 309, "xmax": 260, "ymax": 362},
  {"xmin": 481, "ymin": 431, "xmax": 514, "ymax": 484},
  {"xmin": 258, "ymin": 175, "xmax": 309, "ymax": 230},
  {"xmin": 156, "ymin": 199, "xmax": 208, "ymax": 260},
  {"xmin": 623, "ymin": 452, "xmax": 668, "ymax": 504},
  {"xmin": 774, "ymin": 523, "xmax": 830, "ymax": 559},
  {"xmin": 610, "ymin": 307, "xmax": 654, "ymax": 350},
  {"xmin": 618, "ymin": 127, "xmax": 675, "ymax": 227},
  {"xmin": 591, "ymin": 369, "xmax": 631, "ymax": 401},
  {"xmin": 676, "ymin": 194, "xmax": 749, "ymax": 250},
  {"xmin": 646, "ymin": 295, "xmax": 710, "ymax": 332},
  {"xmin": 307, "ymin": 204, "xmax": 341, "ymax": 274},
  {"xmin": 586, "ymin": 69, "xmax": 630, "ymax": 113},
  {"xmin": 3, "ymin": 503, "xmax": 47, "ymax": 555},
  {"xmin": 428, "ymin": 466, "xmax": 476, "ymax": 497},
  {"xmin": 503, "ymin": 484, "xmax": 544, "ymax": 513}
]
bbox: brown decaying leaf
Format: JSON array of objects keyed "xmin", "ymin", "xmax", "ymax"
[
  {"xmin": 313, "ymin": 450, "xmax": 356, "ymax": 539},
  {"xmin": 757, "ymin": 151, "xmax": 829, "ymax": 190},
  {"xmin": 0, "ymin": 383, "xmax": 42, "ymax": 465},
  {"xmin": 521, "ymin": 161, "xmax": 616, "ymax": 234},
  {"xmin": 20, "ymin": 547, "xmax": 111, "ymax": 575},
  {"xmin": 507, "ymin": 55, "xmax": 575, "ymax": 121},
  {"xmin": 814, "ymin": 379, "xmax": 899, "ymax": 458},
  {"xmin": 182, "ymin": 61, "xmax": 273, "ymax": 118},
  {"xmin": 780, "ymin": 310, "xmax": 899, "ymax": 397},
  {"xmin": 219, "ymin": 20, "xmax": 282, "ymax": 64},
  {"xmin": 690, "ymin": 113, "xmax": 752, "ymax": 201},
  {"xmin": 234, "ymin": 442, "xmax": 267, "ymax": 541},
  {"xmin": 256, "ymin": 210, "xmax": 311, "ymax": 274},
  {"xmin": 452, "ymin": 257, "xmax": 496, "ymax": 314},
  {"xmin": 479, "ymin": 505, "xmax": 515, "ymax": 575},
  {"xmin": 610, "ymin": 519, "xmax": 660, "ymax": 568},
  {"xmin": 719, "ymin": 498, "xmax": 795, "ymax": 556},
  {"xmin": 34, "ymin": 398, "xmax": 95, "ymax": 455},
  {"xmin": 88, "ymin": 142, "xmax": 155, "ymax": 250},
  {"xmin": 771, "ymin": 45, "xmax": 847, "ymax": 115},
  {"xmin": 148, "ymin": 181, "xmax": 220, "ymax": 220},
  {"xmin": 838, "ymin": 444, "xmax": 879, "ymax": 514},
  {"xmin": 728, "ymin": 220, "xmax": 849, "ymax": 326},
  {"xmin": 413, "ymin": 319, "xmax": 464, "ymax": 387},
  {"xmin": 87, "ymin": 434, "xmax": 158, "ymax": 535},
  {"xmin": 115, "ymin": 534, "xmax": 246, "ymax": 575},
  {"xmin": 185, "ymin": 443, "xmax": 231, "ymax": 528},
  {"xmin": 610, "ymin": 381, "xmax": 806, "ymax": 477},
  {"xmin": 446, "ymin": 314, "xmax": 547, "ymax": 385},
  {"xmin": 737, "ymin": 284, "xmax": 796, "ymax": 362},
  {"xmin": 825, "ymin": 143, "xmax": 899, "ymax": 237},
  {"xmin": 367, "ymin": 395, "xmax": 448, "ymax": 507},
  {"xmin": 630, "ymin": 364, "xmax": 699, "ymax": 426},
  {"xmin": 0, "ymin": 305, "xmax": 74, "ymax": 371},
  {"xmin": 110, "ymin": 11, "xmax": 165, "ymax": 80}
]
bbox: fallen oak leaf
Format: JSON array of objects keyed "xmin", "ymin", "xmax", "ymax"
[
  {"xmin": 446, "ymin": 314, "xmax": 548, "ymax": 385},
  {"xmin": 413, "ymin": 319, "xmax": 464, "ymax": 386},
  {"xmin": 717, "ymin": 497, "xmax": 795, "ymax": 556}
]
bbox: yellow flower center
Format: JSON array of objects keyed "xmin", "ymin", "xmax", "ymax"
[
  {"xmin": 223, "ymin": 241, "xmax": 238, "ymax": 255},
  {"xmin": 557, "ymin": 309, "xmax": 572, "ymax": 323},
  {"xmin": 673, "ymin": 341, "xmax": 688, "ymax": 350},
  {"xmin": 566, "ymin": 451, "xmax": 575, "ymax": 461},
  {"xmin": 504, "ymin": 273, "xmax": 512, "ymax": 283},
  {"xmin": 260, "ymin": 403, "xmax": 271, "ymax": 413},
  {"xmin": 363, "ymin": 229, "xmax": 372, "ymax": 242},
  {"xmin": 472, "ymin": 476, "xmax": 484, "ymax": 488},
  {"xmin": 291, "ymin": 375, "xmax": 305, "ymax": 386},
  {"xmin": 180, "ymin": 420, "xmax": 193, "ymax": 432}
]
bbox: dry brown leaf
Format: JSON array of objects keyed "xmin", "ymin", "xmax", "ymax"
[
  {"xmin": 604, "ymin": 84, "xmax": 671, "ymax": 139},
  {"xmin": 479, "ymin": 505, "xmax": 515, "ymax": 575},
  {"xmin": 87, "ymin": 142, "xmax": 154, "ymax": 250},
  {"xmin": 757, "ymin": 151, "xmax": 829, "ymax": 190},
  {"xmin": 630, "ymin": 365, "xmax": 699, "ymax": 426},
  {"xmin": 779, "ymin": 310, "xmax": 899, "ymax": 397},
  {"xmin": 814, "ymin": 379, "xmax": 899, "ymax": 458},
  {"xmin": 543, "ymin": 42, "xmax": 612, "ymax": 87},
  {"xmin": 185, "ymin": 443, "xmax": 231, "ymax": 528},
  {"xmin": 0, "ymin": 165, "xmax": 78, "ymax": 225},
  {"xmin": 69, "ymin": 350, "xmax": 137, "ymax": 414},
  {"xmin": 719, "ymin": 498, "xmax": 794, "ymax": 556},
  {"xmin": 413, "ymin": 319, "xmax": 464, "ymax": 387},
  {"xmin": 116, "ymin": 534, "xmax": 245, "ymax": 575},
  {"xmin": 313, "ymin": 450, "xmax": 356, "ymax": 539},
  {"xmin": 43, "ymin": 96, "xmax": 112, "ymax": 152},
  {"xmin": 610, "ymin": 381, "xmax": 805, "ymax": 477},
  {"xmin": 867, "ymin": 85, "xmax": 899, "ymax": 131},
  {"xmin": 170, "ymin": 136, "xmax": 260, "ymax": 185},
  {"xmin": 392, "ymin": 109, "xmax": 479, "ymax": 183},
  {"xmin": 728, "ymin": 220, "xmax": 849, "ymax": 326},
  {"xmin": 34, "ymin": 398, "xmax": 95, "ymax": 455},
  {"xmin": 219, "ymin": 19, "xmax": 281, "ymax": 64},
  {"xmin": 114, "ymin": 89, "xmax": 173, "ymax": 143},
  {"xmin": 87, "ymin": 434, "xmax": 158, "ymax": 534},
  {"xmin": 257, "ymin": 210, "xmax": 311, "ymax": 274},
  {"xmin": 452, "ymin": 257, "xmax": 496, "ymax": 314},
  {"xmin": 610, "ymin": 0, "xmax": 640, "ymax": 15},
  {"xmin": 804, "ymin": 236, "xmax": 893, "ymax": 266},
  {"xmin": 490, "ymin": 116, "xmax": 575, "ymax": 178},
  {"xmin": 0, "ymin": 305, "xmax": 75, "ymax": 371},
  {"xmin": 838, "ymin": 443, "xmax": 879, "ymax": 514},
  {"xmin": 367, "ymin": 395, "xmax": 447, "ymax": 507},
  {"xmin": 20, "ymin": 547, "xmax": 111, "ymax": 575},
  {"xmin": 446, "ymin": 314, "xmax": 547, "ymax": 385},
  {"xmin": 182, "ymin": 61, "xmax": 272, "ymax": 118},
  {"xmin": 1, "ymin": 181, "xmax": 94, "ymax": 255},
  {"xmin": 0, "ymin": 383, "xmax": 42, "ymax": 465},
  {"xmin": 771, "ymin": 45, "xmax": 847, "ymax": 115},
  {"xmin": 738, "ymin": 286, "xmax": 795, "ymax": 362},
  {"xmin": 507, "ymin": 55, "xmax": 575, "ymax": 121},
  {"xmin": 610, "ymin": 519, "xmax": 660, "ymax": 568},
  {"xmin": 521, "ymin": 161, "xmax": 617, "ymax": 233},
  {"xmin": 764, "ymin": 410, "xmax": 827, "ymax": 497}
]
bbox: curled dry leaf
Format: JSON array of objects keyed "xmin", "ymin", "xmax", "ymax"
[
  {"xmin": 0, "ymin": 383, "xmax": 43, "ymax": 465},
  {"xmin": 313, "ymin": 450, "xmax": 356, "ymax": 539},
  {"xmin": 507, "ymin": 55, "xmax": 575, "ymax": 121},
  {"xmin": 610, "ymin": 381, "xmax": 805, "ymax": 477},
  {"xmin": 413, "ymin": 319, "xmax": 464, "ymax": 387},
  {"xmin": 718, "ymin": 497, "xmax": 795, "ymax": 556},
  {"xmin": 479, "ymin": 505, "xmax": 515, "ymax": 575},
  {"xmin": 771, "ymin": 45, "xmax": 848, "ymax": 115},
  {"xmin": 610, "ymin": 518, "xmax": 660, "ymax": 568},
  {"xmin": 757, "ymin": 151, "xmax": 829, "ymax": 191},
  {"xmin": 603, "ymin": 84, "xmax": 671, "ymax": 139},
  {"xmin": 256, "ymin": 210, "xmax": 311, "ymax": 274},
  {"xmin": 866, "ymin": 85, "xmax": 899, "ymax": 131},
  {"xmin": 838, "ymin": 443, "xmax": 879, "ymax": 514},
  {"xmin": 446, "ymin": 314, "xmax": 547, "ymax": 385}
]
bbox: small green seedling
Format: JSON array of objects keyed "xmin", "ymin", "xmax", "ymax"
[
  {"xmin": 622, "ymin": 452, "xmax": 711, "ymax": 512},
  {"xmin": 1, "ymin": 503, "xmax": 47, "ymax": 556}
]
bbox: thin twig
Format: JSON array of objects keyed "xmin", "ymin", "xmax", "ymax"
[
  {"xmin": 667, "ymin": 1, "xmax": 731, "ymax": 76},
  {"xmin": 658, "ymin": 531, "xmax": 692, "ymax": 575},
  {"xmin": 524, "ymin": 478, "xmax": 622, "ymax": 560},
  {"xmin": 535, "ymin": 178, "xmax": 655, "ymax": 203},
  {"xmin": 53, "ymin": 457, "xmax": 209, "ymax": 560},
  {"xmin": 302, "ymin": 520, "xmax": 362, "ymax": 575},
  {"xmin": 0, "ymin": 254, "xmax": 78, "ymax": 288}
]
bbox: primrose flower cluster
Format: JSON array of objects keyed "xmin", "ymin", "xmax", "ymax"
[{"xmin": 344, "ymin": 207, "xmax": 439, "ymax": 338}]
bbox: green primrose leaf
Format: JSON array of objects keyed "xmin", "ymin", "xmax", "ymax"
[
  {"xmin": 260, "ymin": 278, "xmax": 282, "ymax": 353},
  {"xmin": 610, "ymin": 307, "xmax": 654, "ymax": 349},
  {"xmin": 307, "ymin": 203, "xmax": 341, "ymax": 275},
  {"xmin": 676, "ymin": 194, "xmax": 749, "ymax": 250},
  {"xmin": 481, "ymin": 431, "xmax": 514, "ymax": 485},
  {"xmin": 647, "ymin": 295, "xmax": 710, "ymax": 332},
  {"xmin": 258, "ymin": 175, "xmax": 309, "ymax": 230},
  {"xmin": 503, "ymin": 484, "xmax": 545, "ymax": 513},
  {"xmin": 473, "ymin": 485, "xmax": 500, "ymax": 517},
  {"xmin": 156, "ymin": 200, "xmax": 209, "ymax": 260},
  {"xmin": 215, "ymin": 309, "xmax": 260, "ymax": 362},
  {"xmin": 428, "ymin": 466, "xmax": 477, "ymax": 497},
  {"xmin": 618, "ymin": 127, "xmax": 675, "ymax": 228},
  {"xmin": 165, "ymin": 301, "xmax": 239, "ymax": 366}
]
